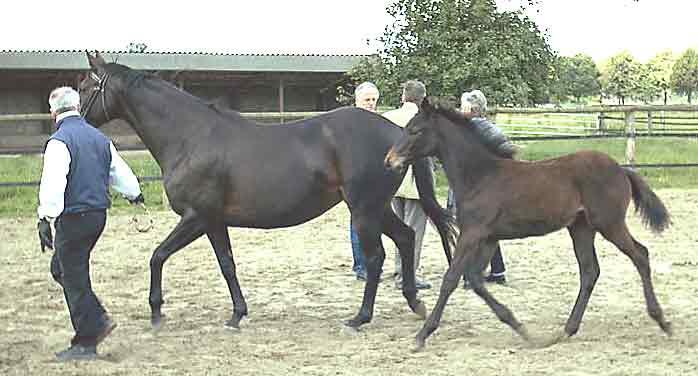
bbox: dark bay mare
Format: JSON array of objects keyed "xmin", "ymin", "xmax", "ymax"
[
  {"xmin": 79, "ymin": 52, "xmax": 456, "ymax": 330},
  {"xmin": 385, "ymin": 99, "xmax": 672, "ymax": 350}
]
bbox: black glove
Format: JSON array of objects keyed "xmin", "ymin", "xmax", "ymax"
[
  {"xmin": 37, "ymin": 218, "xmax": 53, "ymax": 253},
  {"xmin": 128, "ymin": 193, "xmax": 145, "ymax": 205}
]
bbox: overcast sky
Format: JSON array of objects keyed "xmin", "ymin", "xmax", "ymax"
[{"xmin": 1, "ymin": 0, "xmax": 694, "ymax": 62}]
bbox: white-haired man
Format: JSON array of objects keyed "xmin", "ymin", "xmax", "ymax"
[
  {"xmin": 382, "ymin": 80, "xmax": 432, "ymax": 290},
  {"xmin": 349, "ymin": 82, "xmax": 380, "ymax": 280},
  {"xmin": 37, "ymin": 86, "xmax": 143, "ymax": 361}
]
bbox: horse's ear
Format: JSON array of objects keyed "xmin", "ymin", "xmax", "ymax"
[
  {"xmin": 421, "ymin": 97, "xmax": 434, "ymax": 113},
  {"xmin": 86, "ymin": 50, "xmax": 106, "ymax": 71}
]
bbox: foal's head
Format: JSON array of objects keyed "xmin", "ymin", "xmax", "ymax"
[
  {"xmin": 385, "ymin": 98, "xmax": 516, "ymax": 171},
  {"xmin": 384, "ymin": 98, "xmax": 444, "ymax": 169}
]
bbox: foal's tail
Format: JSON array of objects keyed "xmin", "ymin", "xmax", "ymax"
[
  {"xmin": 624, "ymin": 168, "xmax": 671, "ymax": 233},
  {"xmin": 413, "ymin": 157, "xmax": 457, "ymax": 264}
]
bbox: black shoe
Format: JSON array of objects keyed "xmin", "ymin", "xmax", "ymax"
[
  {"xmin": 485, "ymin": 273, "xmax": 506, "ymax": 284},
  {"xmin": 55, "ymin": 344, "xmax": 97, "ymax": 362},
  {"xmin": 95, "ymin": 316, "xmax": 117, "ymax": 346}
]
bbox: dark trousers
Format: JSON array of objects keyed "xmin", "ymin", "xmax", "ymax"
[
  {"xmin": 350, "ymin": 219, "xmax": 365, "ymax": 274},
  {"xmin": 50, "ymin": 210, "xmax": 108, "ymax": 347},
  {"xmin": 490, "ymin": 243, "xmax": 506, "ymax": 275}
]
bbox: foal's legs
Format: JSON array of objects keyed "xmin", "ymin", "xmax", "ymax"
[
  {"xmin": 345, "ymin": 212, "xmax": 386, "ymax": 328},
  {"xmin": 149, "ymin": 212, "xmax": 206, "ymax": 328},
  {"xmin": 545, "ymin": 216, "xmax": 599, "ymax": 345},
  {"xmin": 601, "ymin": 223, "xmax": 672, "ymax": 335},
  {"xmin": 415, "ymin": 235, "xmax": 473, "ymax": 349},
  {"xmin": 380, "ymin": 208, "xmax": 426, "ymax": 318},
  {"xmin": 467, "ymin": 240, "xmax": 529, "ymax": 341},
  {"xmin": 416, "ymin": 236, "xmax": 528, "ymax": 350},
  {"xmin": 206, "ymin": 224, "xmax": 248, "ymax": 329}
]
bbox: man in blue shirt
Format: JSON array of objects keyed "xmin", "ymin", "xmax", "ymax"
[{"xmin": 37, "ymin": 86, "xmax": 144, "ymax": 361}]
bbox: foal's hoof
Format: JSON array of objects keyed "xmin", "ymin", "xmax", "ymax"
[
  {"xmin": 224, "ymin": 319, "xmax": 241, "ymax": 331},
  {"xmin": 413, "ymin": 300, "xmax": 427, "ymax": 320},
  {"xmin": 660, "ymin": 321, "xmax": 673, "ymax": 337},
  {"xmin": 516, "ymin": 325, "xmax": 532, "ymax": 342}
]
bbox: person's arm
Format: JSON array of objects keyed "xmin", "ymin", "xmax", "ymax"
[
  {"xmin": 471, "ymin": 117, "xmax": 516, "ymax": 157},
  {"xmin": 108, "ymin": 142, "xmax": 142, "ymax": 200},
  {"xmin": 37, "ymin": 139, "xmax": 70, "ymax": 219}
]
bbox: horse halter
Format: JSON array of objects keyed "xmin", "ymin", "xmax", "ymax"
[{"xmin": 80, "ymin": 71, "xmax": 112, "ymax": 122}]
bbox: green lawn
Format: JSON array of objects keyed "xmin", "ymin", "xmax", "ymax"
[{"xmin": 1, "ymin": 137, "xmax": 696, "ymax": 216}]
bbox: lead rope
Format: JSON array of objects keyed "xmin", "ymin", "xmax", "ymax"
[{"xmin": 131, "ymin": 203, "xmax": 154, "ymax": 233}]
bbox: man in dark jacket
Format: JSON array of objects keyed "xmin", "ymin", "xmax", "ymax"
[{"xmin": 37, "ymin": 86, "xmax": 144, "ymax": 361}]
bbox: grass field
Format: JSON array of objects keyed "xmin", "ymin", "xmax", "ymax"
[{"xmin": 1, "ymin": 137, "xmax": 696, "ymax": 216}]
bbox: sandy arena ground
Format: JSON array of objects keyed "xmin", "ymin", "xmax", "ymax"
[{"xmin": 1, "ymin": 189, "xmax": 697, "ymax": 375}]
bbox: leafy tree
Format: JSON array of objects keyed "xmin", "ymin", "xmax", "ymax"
[
  {"xmin": 646, "ymin": 49, "xmax": 675, "ymax": 104},
  {"xmin": 348, "ymin": 0, "xmax": 555, "ymax": 107},
  {"xmin": 127, "ymin": 42, "xmax": 148, "ymax": 53},
  {"xmin": 600, "ymin": 51, "xmax": 643, "ymax": 105},
  {"xmin": 633, "ymin": 64, "xmax": 660, "ymax": 104},
  {"xmin": 670, "ymin": 48, "xmax": 698, "ymax": 104},
  {"xmin": 552, "ymin": 54, "xmax": 601, "ymax": 104}
]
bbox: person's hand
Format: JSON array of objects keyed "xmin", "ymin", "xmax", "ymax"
[
  {"xmin": 37, "ymin": 218, "xmax": 53, "ymax": 253},
  {"xmin": 128, "ymin": 193, "xmax": 145, "ymax": 205}
]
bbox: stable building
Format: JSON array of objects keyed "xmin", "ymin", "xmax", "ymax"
[{"xmin": 0, "ymin": 50, "xmax": 363, "ymax": 151}]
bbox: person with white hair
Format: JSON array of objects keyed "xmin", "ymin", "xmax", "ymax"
[
  {"xmin": 354, "ymin": 81, "xmax": 380, "ymax": 112},
  {"xmin": 381, "ymin": 80, "xmax": 432, "ymax": 290},
  {"xmin": 349, "ymin": 82, "xmax": 380, "ymax": 280},
  {"xmin": 449, "ymin": 89, "xmax": 508, "ymax": 288},
  {"xmin": 37, "ymin": 86, "xmax": 143, "ymax": 361}
]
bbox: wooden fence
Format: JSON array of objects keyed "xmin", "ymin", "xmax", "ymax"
[{"xmin": 1, "ymin": 104, "xmax": 697, "ymax": 187}]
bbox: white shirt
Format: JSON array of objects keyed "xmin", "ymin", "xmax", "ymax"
[
  {"xmin": 37, "ymin": 111, "xmax": 142, "ymax": 219},
  {"xmin": 382, "ymin": 102, "xmax": 421, "ymax": 199}
]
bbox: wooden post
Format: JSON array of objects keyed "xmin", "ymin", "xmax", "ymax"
[
  {"xmin": 597, "ymin": 112, "xmax": 606, "ymax": 134},
  {"xmin": 647, "ymin": 111, "xmax": 653, "ymax": 135},
  {"xmin": 625, "ymin": 111, "xmax": 636, "ymax": 169},
  {"xmin": 278, "ymin": 78, "xmax": 285, "ymax": 124}
]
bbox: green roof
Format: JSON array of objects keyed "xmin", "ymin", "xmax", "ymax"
[{"xmin": 0, "ymin": 50, "xmax": 365, "ymax": 73}]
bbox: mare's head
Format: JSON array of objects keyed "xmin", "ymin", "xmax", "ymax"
[
  {"xmin": 385, "ymin": 98, "xmax": 515, "ymax": 170},
  {"xmin": 78, "ymin": 51, "xmax": 137, "ymax": 126}
]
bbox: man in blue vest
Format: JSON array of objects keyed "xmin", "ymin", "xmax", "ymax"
[{"xmin": 37, "ymin": 86, "xmax": 144, "ymax": 361}]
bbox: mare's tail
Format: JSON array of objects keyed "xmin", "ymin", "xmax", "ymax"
[
  {"xmin": 413, "ymin": 157, "xmax": 457, "ymax": 264},
  {"xmin": 624, "ymin": 168, "xmax": 671, "ymax": 233}
]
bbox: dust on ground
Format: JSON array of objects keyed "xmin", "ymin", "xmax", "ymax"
[{"xmin": 1, "ymin": 189, "xmax": 696, "ymax": 375}]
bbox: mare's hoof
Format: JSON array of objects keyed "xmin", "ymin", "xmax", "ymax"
[
  {"xmin": 414, "ymin": 336, "xmax": 426, "ymax": 352},
  {"xmin": 532, "ymin": 329, "xmax": 569, "ymax": 348},
  {"xmin": 151, "ymin": 315, "xmax": 166, "ymax": 331},
  {"xmin": 344, "ymin": 315, "xmax": 369, "ymax": 329}
]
